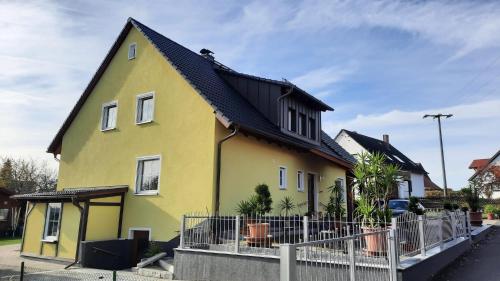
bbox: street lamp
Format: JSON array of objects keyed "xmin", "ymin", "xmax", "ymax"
[{"xmin": 423, "ymin": 114, "xmax": 453, "ymax": 197}]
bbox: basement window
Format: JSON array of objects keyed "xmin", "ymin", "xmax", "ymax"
[
  {"xmin": 135, "ymin": 156, "xmax": 161, "ymax": 195},
  {"xmin": 128, "ymin": 43, "xmax": 137, "ymax": 60},
  {"xmin": 279, "ymin": 166, "xmax": 287, "ymax": 190},
  {"xmin": 136, "ymin": 92, "xmax": 155, "ymax": 124},
  {"xmin": 43, "ymin": 203, "xmax": 61, "ymax": 241},
  {"xmin": 101, "ymin": 101, "xmax": 118, "ymax": 131}
]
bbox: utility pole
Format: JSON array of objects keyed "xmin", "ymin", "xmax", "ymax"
[{"xmin": 423, "ymin": 114, "xmax": 453, "ymax": 197}]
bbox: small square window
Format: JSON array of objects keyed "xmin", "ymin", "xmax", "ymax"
[
  {"xmin": 136, "ymin": 93, "xmax": 155, "ymax": 124},
  {"xmin": 297, "ymin": 171, "xmax": 304, "ymax": 192},
  {"xmin": 136, "ymin": 156, "xmax": 161, "ymax": 194},
  {"xmin": 279, "ymin": 167, "xmax": 287, "ymax": 190},
  {"xmin": 101, "ymin": 101, "xmax": 117, "ymax": 131},
  {"xmin": 43, "ymin": 203, "xmax": 61, "ymax": 241},
  {"xmin": 128, "ymin": 43, "xmax": 137, "ymax": 60}
]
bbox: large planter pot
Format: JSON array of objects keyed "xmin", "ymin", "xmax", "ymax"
[
  {"xmin": 487, "ymin": 213, "xmax": 495, "ymax": 220},
  {"xmin": 246, "ymin": 223, "xmax": 271, "ymax": 247},
  {"xmin": 361, "ymin": 227, "xmax": 388, "ymax": 256},
  {"xmin": 469, "ymin": 211, "xmax": 483, "ymax": 226}
]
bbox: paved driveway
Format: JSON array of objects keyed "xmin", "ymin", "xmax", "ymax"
[{"xmin": 433, "ymin": 224, "xmax": 500, "ymax": 281}]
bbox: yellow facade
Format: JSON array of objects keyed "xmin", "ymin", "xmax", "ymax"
[
  {"xmin": 21, "ymin": 25, "xmax": 349, "ymax": 260},
  {"xmin": 218, "ymin": 126, "xmax": 346, "ymax": 215}
]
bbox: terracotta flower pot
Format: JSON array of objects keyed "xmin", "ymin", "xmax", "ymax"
[
  {"xmin": 248, "ymin": 223, "xmax": 269, "ymax": 239},
  {"xmin": 487, "ymin": 213, "xmax": 495, "ymax": 220},
  {"xmin": 469, "ymin": 211, "xmax": 483, "ymax": 226},
  {"xmin": 361, "ymin": 227, "xmax": 387, "ymax": 256}
]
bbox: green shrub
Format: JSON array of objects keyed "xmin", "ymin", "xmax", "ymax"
[
  {"xmin": 144, "ymin": 241, "xmax": 163, "ymax": 258},
  {"xmin": 484, "ymin": 204, "xmax": 497, "ymax": 214}
]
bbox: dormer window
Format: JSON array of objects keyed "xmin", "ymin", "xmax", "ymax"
[
  {"xmin": 288, "ymin": 108, "xmax": 296, "ymax": 132},
  {"xmin": 128, "ymin": 43, "xmax": 137, "ymax": 60},
  {"xmin": 309, "ymin": 117, "xmax": 316, "ymax": 140},
  {"xmin": 298, "ymin": 113, "xmax": 306, "ymax": 136}
]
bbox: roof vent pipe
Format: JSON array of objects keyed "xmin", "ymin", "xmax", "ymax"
[
  {"xmin": 200, "ymin": 48, "xmax": 215, "ymax": 61},
  {"xmin": 383, "ymin": 134, "xmax": 389, "ymax": 144}
]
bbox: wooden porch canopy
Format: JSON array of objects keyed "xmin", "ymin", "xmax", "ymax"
[{"xmin": 11, "ymin": 185, "xmax": 128, "ymax": 202}]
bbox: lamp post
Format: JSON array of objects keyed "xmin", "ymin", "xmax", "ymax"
[{"xmin": 423, "ymin": 114, "xmax": 453, "ymax": 197}]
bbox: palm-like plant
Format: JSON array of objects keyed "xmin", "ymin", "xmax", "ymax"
[
  {"xmin": 278, "ymin": 196, "xmax": 295, "ymax": 217},
  {"xmin": 325, "ymin": 183, "xmax": 345, "ymax": 220}
]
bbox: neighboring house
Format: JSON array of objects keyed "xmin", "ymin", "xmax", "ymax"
[
  {"xmin": 13, "ymin": 18, "xmax": 355, "ymax": 262},
  {"xmin": 0, "ymin": 188, "xmax": 20, "ymax": 237},
  {"xmin": 335, "ymin": 129, "xmax": 427, "ymax": 198},
  {"xmin": 424, "ymin": 173, "xmax": 443, "ymax": 196},
  {"xmin": 469, "ymin": 150, "xmax": 500, "ymax": 199}
]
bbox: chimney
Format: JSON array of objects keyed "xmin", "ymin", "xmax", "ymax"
[
  {"xmin": 383, "ymin": 134, "xmax": 389, "ymax": 144},
  {"xmin": 200, "ymin": 48, "xmax": 215, "ymax": 61}
]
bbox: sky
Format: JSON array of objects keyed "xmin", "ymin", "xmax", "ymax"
[{"xmin": 0, "ymin": 0, "xmax": 499, "ymax": 190}]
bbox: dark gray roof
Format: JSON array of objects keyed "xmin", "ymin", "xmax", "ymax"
[
  {"xmin": 11, "ymin": 186, "xmax": 128, "ymax": 201},
  {"xmin": 47, "ymin": 18, "xmax": 354, "ymax": 167},
  {"xmin": 341, "ymin": 129, "xmax": 426, "ymax": 173}
]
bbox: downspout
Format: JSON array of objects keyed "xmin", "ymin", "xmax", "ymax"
[
  {"xmin": 65, "ymin": 198, "xmax": 84, "ymax": 269},
  {"xmin": 214, "ymin": 126, "xmax": 239, "ymax": 214},
  {"xmin": 276, "ymin": 84, "xmax": 295, "ymax": 126},
  {"xmin": 20, "ymin": 201, "xmax": 35, "ymax": 253}
]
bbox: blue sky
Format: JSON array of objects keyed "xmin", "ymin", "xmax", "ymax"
[{"xmin": 1, "ymin": 0, "xmax": 499, "ymax": 189}]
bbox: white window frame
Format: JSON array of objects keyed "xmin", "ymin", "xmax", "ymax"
[
  {"xmin": 135, "ymin": 155, "xmax": 162, "ymax": 195},
  {"xmin": 135, "ymin": 92, "xmax": 155, "ymax": 124},
  {"xmin": 128, "ymin": 227, "xmax": 152, "ymax": 240},
  {"xmin": 297, "ymin": 170, "xmax": 304, "ymax": 192},
  {"xmin": 101, "ymin": 100, "xmax": 118, "ymax": 131},
  {"xmin": 128, "ymin": 43, "xmax": 137, "ymax": 60},
  {"xmin": 43, "ymin": 203, "xmax": 62, "ymax": 242},
  {"xmin": 279, "ymin": 166, "xmax": 287, "ymax": 190}
]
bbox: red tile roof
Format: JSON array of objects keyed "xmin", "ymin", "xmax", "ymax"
[{"xmin": 468, "ymin": 159, "xmax": 489, "ymax": 170}]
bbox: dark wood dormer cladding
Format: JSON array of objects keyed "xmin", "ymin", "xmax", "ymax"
[{"xmin": 279, "ymin": 95, "xmax": 321, "ymax": 145}]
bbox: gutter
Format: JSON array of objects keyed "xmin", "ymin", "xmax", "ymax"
[
  {"xmin": 214, "ymin": 126, "xmax": 239, "ymax": 214},
  {"xmin": 276, "ymin": 84, "xmax": 295, "ymax": 126}
]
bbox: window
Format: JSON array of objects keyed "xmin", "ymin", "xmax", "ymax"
[
  {"xmin": 135, "ymin": 156, "xmax": 161, "ymax": 194},
  {"xmin": 128, "ymin": 43, "xmax": 137, "ymax": 60},
  {"xmin": 335, "ymin": 178, "xmax": 346, "ymax": 201},
  {"xmin": 0, "ymin": 209, "xmax": 8, "ymax": 221},
  {"xmin": 309, "ymin": 118, "xmax": 316, "ymax": 140},
  {"xmin": 101, "ymin": 101, "xmax": 118, "ymax": 131},
  {"xmin": 288, "ymin": 108, "xmax": 296, "ymax": 132},
  {"xmin": 297, "ymin": 171, "xmax": 304, "ymax": 192},
  {"xmin": 279, "ymin": 167, "xmax": 287, "ymax": 189},
  {"xmin": 43, "ymin": 203, "xmax": 61, "ymax": 241},
  {"xmin": 136, "ymin": 92, "xmax": 155, "ymax": 124},
  {"xmin": 298, "ymin": 113, "xmax": 307, "ymax": 136}
]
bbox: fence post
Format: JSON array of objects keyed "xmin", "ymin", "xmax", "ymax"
[
  {"xmin": 438, "ymin": 217, "xmax": 443, "ymax": 250},
  {"xmin": 179, "ymin": 214, "xmax": 185, "ymax": 249},
  {"xmin": 391, "ymin": 217, "xmax": 399, "ymax": 266},
  {"xmin": 388, "ymin": 229, "xmax": 398, "ymax": 281},
  {"xmin": 451, "ymin": 213, "xmax": 457, "ymax": 240},
  {"xmin": 234, "ymin": 215, "xmax": 240, "ymax": 253},
  {"xmin": 280, "ymin": 244, "xmax": 297, "ymax": 281},
  {"xmin": 418, "ymin": 215, "xmax": 426, "ymax": 256},
  {"xmin": 348, "ymin": 237, "xmax": 356, "ymax": 281},
  {"xmin": 466, "ymin": 211, "xmax": 472, "ymax": 242},
  {"xmin": 303, "ymin": 216, "xmax": 309, "ymax": 242},
  {"xmin": 20, "ymin": 261, "xmax": 24, "ymax": 281}
]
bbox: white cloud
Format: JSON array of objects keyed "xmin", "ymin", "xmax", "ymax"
[
  {"xmin": 292, "ymin": 65, "xmax": 356, "ymax": 91},
  {"xmin": 324, "ymin": 99, "xmax": 500, "ymax": 189}
]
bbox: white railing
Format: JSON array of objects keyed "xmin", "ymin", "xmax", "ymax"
[{"xmin": 280, "ymin": 230, "xmax": 397, "ymax": 281}]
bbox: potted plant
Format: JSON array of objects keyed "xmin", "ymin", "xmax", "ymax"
[
  {"xmin": 238, "ymin": 184, "xmax": 273, "ymax": 246},
  {"xmin": 325, "ymin": 182, "xmax": 346, "ymax": 230},
  {"xmin": 484, "ymin": 204, "xmax": 496, "ymax": 220},
  {"xmin": 353, "ymin": 152, "xmax": 399, "ymax": 256},
  {"xmin": 408, "ymin": 196, "xmax": 424, "ymax": 215},
  {"xmin": 461, "ymin": 186, "xmax": 482, "ymax": 226},
  {"xmin": 278, "ymin": 196, "xmax": 295, "ymax": 217}
]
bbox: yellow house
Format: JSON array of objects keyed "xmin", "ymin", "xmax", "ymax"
[{"xmin": 13, "ymin": 18, "xmax": 355, "ymax": 263}]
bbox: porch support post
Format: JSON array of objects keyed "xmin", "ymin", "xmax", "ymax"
[
  {"xmin": 117, "ymin": 194, "xmax": 125, "ymax": 238},
  {"xmin": 20, "ymin": 202, "xmax": 35, "ymax": 253}
]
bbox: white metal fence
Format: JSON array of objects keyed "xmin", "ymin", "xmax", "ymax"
[{"xmin": 179, "ymin": 210, "xmax": 471, "ymax": 281}]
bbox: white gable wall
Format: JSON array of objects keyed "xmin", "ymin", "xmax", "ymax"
[{"xmin": 334, "ymin": 131, "xmax": 367, "ymax": 157}]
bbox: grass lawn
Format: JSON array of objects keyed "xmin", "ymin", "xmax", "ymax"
[{"xmin": 0, "ymin": 237, "xmax": 21, "ymax": 246}]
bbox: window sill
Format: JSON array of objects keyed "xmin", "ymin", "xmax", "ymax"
[
  {"xmin": 279, "ymin": 187, "xmax": 287, "ymax": 191},
  {"xmin": 136, "ymin": 120, "xmax": 153, "ymax": 125},
  {"xmin": 41, "ymin": 239, "xmax": 58, "ymax": 243},
  {"xmin": 134, "ymin": 192, "xmax": 159, "ymax": 196},
  {"xmin": 101, "ymin": 127, "xmax": 117, "ymax": 132}
]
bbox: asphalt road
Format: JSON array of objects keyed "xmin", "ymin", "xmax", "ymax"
[{"xmin": 433, "ymin": 226, "xmax": 500, "ymax": 281}]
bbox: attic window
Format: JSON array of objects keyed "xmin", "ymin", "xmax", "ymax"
[
  {"xmin": 288, "ymin": 108, "xmax": 296, "ymax": 132},
  {"xmin": 101, "ymin": 101, "xmax": 118, "ymax": 131},
  {"xmin": 309, "ymin": 118, "xmax": 316, "ymax": 140},
  {"xmin": 128, "ymin": 43, "xmax": 137, "ymax": 60},
  {"xmin": 136, "ymin": 92, "xmax": 155, "ymax": 124},
  {"xmin": 298, "ymin": 113, "xmax": 306, "ymax": 136}
]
